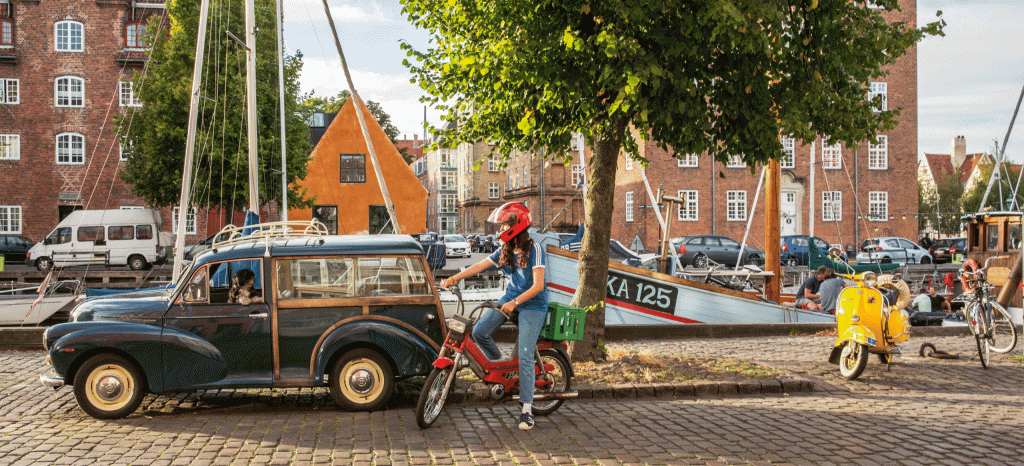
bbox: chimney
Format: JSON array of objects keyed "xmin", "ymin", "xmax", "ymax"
[
  {"xmin": 413, "ymin": 134, "xmax": 419, "ymax": 148},
  {"xmin": 951, "ymin": 135, "xmax": 967, "ymax": 168}
]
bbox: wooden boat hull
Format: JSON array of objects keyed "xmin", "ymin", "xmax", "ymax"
[{"xmin": 545, "ymin": 246, "xmax": 835, "ymax": 325}]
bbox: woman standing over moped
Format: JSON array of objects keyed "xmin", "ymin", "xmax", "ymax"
[{"xmin": 439, "ymin": 202, "xmax": 548, "ymax": 430}]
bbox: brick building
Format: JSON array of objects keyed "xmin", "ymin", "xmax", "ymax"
[
  {"xmin": 412, "ymin": 131, "xmax": 587, "ymax": 236},
  {"xmin": 611, "ymin": 2, "xmax": 920, "ymax": 256},
  {"xmin": 0, "ymin": 0, "xmax": 206, "ymax": 245}
]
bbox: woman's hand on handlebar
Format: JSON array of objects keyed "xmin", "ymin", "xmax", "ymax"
[
  {"xmin": 500, "ymin": 300, "xmax": 516, "ymax": 316},
  {"xmin": 439, "ymin": 278, "xmax": 456, "ymax": 289}
]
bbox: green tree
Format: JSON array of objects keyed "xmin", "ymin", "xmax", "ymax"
[
  {"xmin": 117, "ymin": 0, "xmax": 313, "ymax": 215},
  {"xmin": 299, "ymin": 90, "xmax": 412, "ymax": 163},
  {"xmin": 962, "ymin": 162, "xmax": 1024, "ymax": 214},
  {"xmin": 401, "ymin": 0, "xmax": 943, "ymax": 361},
  {"xmin": 920, "ymin": 172, "xmax": 966, "ymax": 236}
]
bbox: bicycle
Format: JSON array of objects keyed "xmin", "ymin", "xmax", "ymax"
[{"xmin": 958, "ymin": 256, "xmax": 1018, "ymax": 368}]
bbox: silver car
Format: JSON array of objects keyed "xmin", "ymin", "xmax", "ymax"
[{"xmin": 855, "ymin": 237, "xmax": 933, "ymax": 265}]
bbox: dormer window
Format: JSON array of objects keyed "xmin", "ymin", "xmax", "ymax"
[
  {"xmin": 55, "ymin": 20, "xmax": 83, "ymax": 52},
  {"xmin": 125, "ymin": 22, "xmax": 148, "ymax": 48}
]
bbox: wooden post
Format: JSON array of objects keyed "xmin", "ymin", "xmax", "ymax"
[{"xmin": 765, "ymin": 160, "xmax": 781, "ymax": 303}]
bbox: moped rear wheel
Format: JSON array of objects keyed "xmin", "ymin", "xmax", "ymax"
[
  {"xmin": 838, "ymin": 342, "xmax": 868, "ymax": 380},
  {"xmin": 416, "ymin": 366, "xmax": 454, "ymax": 429},
  {"xmin": 532, "ymin": 349, "xmax": 572, "ymax": 416}
]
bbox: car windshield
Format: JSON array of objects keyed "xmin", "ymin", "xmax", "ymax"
[
  {"xmin": 446, "ymin": 235, "xmax": 466, "ymax": 243},
  {"xmin": 932, "ymin": 239, "xmax": 955, "ymax": 248},
  {"xmin": 860, "ymin": 239, "xmax": 880, "ymax": 250}
]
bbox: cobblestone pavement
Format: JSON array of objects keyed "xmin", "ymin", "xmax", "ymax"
[{"xmin": 3, "ymin": 335, "xmax": 1024, "ymax": 465}]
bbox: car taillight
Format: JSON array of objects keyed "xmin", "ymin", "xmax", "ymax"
[
  {"xmin": 877, "ymin": 246, "xmax": 883, "ymax": 251},
  {"xmin": 679, "ymin": 244, "xmax": 686, "ymax": 255}
]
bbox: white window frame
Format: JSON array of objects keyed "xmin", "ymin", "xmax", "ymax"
[
  {"xmin": 780, "ymin": 137, "xmax": 795, "ymax": 169},
  {"xmin": 172, "ymin": 206, "xmax": 197, "ymax": 235},
  {"xmin": 488, "ymin": 182, "xmax": 499, "ymax": 199},
  {"xmin": 868, "ymin": 135, "xmax": 888, "ymax": 170},
  {"xmin": 119, "ymin": 140, "xmax": 132, "ymax": 162},
  {"xmin": 678, "ymin": 190, "xmax": 698, "ymax": 221},
  {"xmin": 440, "ymin": 194, "xmax": 457, "ymax": 214},
  {"xmin": 625, "ymin": 192, "xmax": 634, "ymax": 222},
  {"xmin": 55, "ymin": 76, "xmax": 85, "ymax": 108},
  {"xmin": 56, "ymin": 132, "xmax": 85, "ymax": 165},
  {"xmin": 1, "ymin": 18, "xmax": 12, "ymax": 47},
  {"xmin": 125, "ymin": 22, "xmax": 148, "ymax": 49},
  {"xmin": 822, "ymin": 191, "xmax": 842, "ymax": 221},
  {"xmin": 523, "ymin": 165, "xmax": 530, "ymax": 187},
  {"xmin": 515, "ymin": 168, "xmax": 521, "ymax": 189},
  {"xmin": 726, "ymin": 154, "xmax": 745, "ymax": 168},
  {"xmin": 868, "ymin": 191, "xmax": 888, "ymax": 221},
  {"xmin": 624, "ymin": 155, "xmax": 633, "ymax": 170},
  {"xmin": 1, "ymin": 79, "xmax": 18, "ymax": 105},
  {"xmin": 727, "ymin": 190, "xmax": 747, "ymax": 221},
  {"xmin": 0, "ymin": 206, "xmax": 22, "ymax": 234},
  {"xmin": 572, "ymin": 164, "xmax": 584, "ymax": 187},
  {"xmin": 55, "ymin": 21, "xmax": 84, "ymax": 52},
  {"xmin": 0, "ymin": 134, "xmax": 19, "ymax": 160},
  {"xmin": 488, "ymin": 155, "xmax": 498, "ymax": 172},
  {"xmin": 869, "ymin": 82, "xmax": 887, "ymax": 112},
  {"xmin": 677, "ymin": 153, "xmax": 698, "ymax": 167},
  {"xmin": 440, "ymin": 172, "xmax": 456, "ymax": 191},
  {"xmin": 440, "ymin": 148, "xmax": 455, "ymax": 168},
  {"xmin": 119, "ymin": 81, "xmax": 142, "ymax": 107},
  {"xmin": 821, "ymin": 143, "xmax": 842, "ymax": 169}
]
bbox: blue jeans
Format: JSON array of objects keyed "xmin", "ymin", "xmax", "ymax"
[{"xmin": 471, "ymin": 307, "xmax": 547, "ymax": 404}]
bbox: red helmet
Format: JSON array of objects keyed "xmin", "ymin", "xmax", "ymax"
[{"xmin": 489, "ymin": 202, "xmax": 532, "ymax": 243}]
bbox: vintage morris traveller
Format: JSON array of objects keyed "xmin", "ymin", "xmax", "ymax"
[{"xmin": 40, "ymin": 223, "xmax": 447, "ymax": 419}]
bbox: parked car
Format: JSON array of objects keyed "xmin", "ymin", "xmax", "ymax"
[
  {"xmin": 442, "ymin": 234, "xmax": 471, "ymax": 258},
  {"xmin": 928, "ymin": 237, "xmax": 966, "ymax": 264},
  {"xmin": 676, "ymin": 235, "xmax": 764, "ymax": 268},
  {"xmin": 781, "ymin": 235, "xmax": 849, "ymax": 266},
  {"xmin": 40, "ymin": 228, "xmax": 446, "ymax": 419},
  {"xmin": 411, "ymin": 232, "xmax": 447, "ymax": 270},
  {"xmin": 0, "ymin": 234, "xmax": 32, "ymax": 263},
  {"xmin": 855, "ymin": 237, "xmax": 933, "ymax": 265}
]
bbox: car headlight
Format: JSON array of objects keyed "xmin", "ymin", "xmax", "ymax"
[{"xmin": 862, "ymin": 271, "xmax": 877, "ymax": 288}]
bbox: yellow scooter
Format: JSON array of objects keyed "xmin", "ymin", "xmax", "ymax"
[{"xmin": 828, "ymin": 272, "xmax": 911, "ymax": 380}]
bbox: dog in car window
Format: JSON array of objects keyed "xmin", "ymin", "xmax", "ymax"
[{"xmin": 229, "ymin": 269, "xmax": 264, "ymax": 305}]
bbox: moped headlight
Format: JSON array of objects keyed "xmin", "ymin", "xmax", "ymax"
[
  {"xmin": 447, "ymin": 314, "xmax": 472, "ymax": 342},
  {"xmin": 862, "ymin": 272, "xmax": 877, "ymax": 288}
]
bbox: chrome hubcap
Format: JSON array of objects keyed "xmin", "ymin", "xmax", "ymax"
[
  {"xmin": 95, "ymin": 375, "xmax": 124, "ymax": 402},
  {"xmin": 348, "ymin": 369, "xmax": 375, "ymax": 394}
]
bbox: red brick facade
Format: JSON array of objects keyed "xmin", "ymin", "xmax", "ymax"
[
  {"xmin": 612, "ymin": 2, "xmax": 919, "ymax": 255},
  {"xmin": 0, "ymin": 1, "xmax": 216, "ymax": 244}
]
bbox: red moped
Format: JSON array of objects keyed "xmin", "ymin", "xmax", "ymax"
[{"xmin": 415, "ymin": 287, "xmax": 577, "ymax": 429}]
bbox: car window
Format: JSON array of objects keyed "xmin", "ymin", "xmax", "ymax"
[
  {"xmin": 899, "ymin": 239, "xmax": 917, "ymax": 250},
  {"xmin": 136, "ymin": 225, "xmax": 153, "ymax": 240},
  {"xmin": 813, "ymin": 238, "xmax": 829, "ymax": 249},
  {"xmin": 77, "ymin": 226, "xmax": 104, "ymax": 242},
  {"xmin": 183, "ymin": 266, "xmax": 210, "ymax": 303},
  {"xmin": 202, "ymin": 260, "xmax": 263, "ymax": 304},
  {"xmin": 108, "ymin": 225, "xmax": 135, "ymax": 241},
  {"xmin": 790, "ymin": 237, "xmax": 808, "ymax": 247},
  {"xmin": 277, "ymin": 256, "xmax": 429, "ymax": 300},
  {"xmin": 687, "ymin": 237, "xmax": 703, "ymax": 246},
  {"xmin": 446, "ymin": 235, "xmax": 467, "ymax": 243},
  {"xmin": 719, "ymin": 237, "xmax": 739, "ymax": 248},
  {"xmin": 884, "ymin": 239, "xmax": 900, "ymax": 249},
  {"xmin": 860, "ymin": 239, "xmax": 878, "ymax": 250}
]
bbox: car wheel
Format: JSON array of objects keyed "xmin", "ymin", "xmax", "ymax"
[
  {"xmin": 880, "ymin": 257, "xmax": 892, "ymax": 264},
  {"xmin": 692, "ymin": 253, "xmax": 708, "ymax": 269},
  {"xmin": 73, "ymin": 354, "xmax": 145, "ymax": 419},
  {"xmin": 128, "ymin": 255, "xmax": 148, "ymax": 271},
  {"xmin": 920, "ymin": 256, "xmax": 931, "ymax": 265},
  {"xmin": 36, "ymin": 257, "xmax": 53, "ymax": 272},
  {"xmin": 330, "ymin": 348, "xmax": 394, "ymax": 411}
]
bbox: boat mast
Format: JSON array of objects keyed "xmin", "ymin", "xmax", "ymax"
[
  {"xmin": 245, "ymin": 0, "xmax": 259, "ymax": 214},
  {"xmin": 980, "ymin": 80, "xmax": 1024, "ymax": 210},
  {"xmin": 319, "ymin": 0, "xmax": 401, "ymax": 234},
  {"xmin": 172, "ymin": 0, "xmax": 213, "ymax": 281},
  {"xmin": 276, "ymin": 0, "xmax": 288, "ymax": 221}
]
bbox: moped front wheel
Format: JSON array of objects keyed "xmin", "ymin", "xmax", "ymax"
[
  {"xmin": 532, "ymin": 349, "xmax": 572, "ymax": 416},
  {"xmin": 415, "ymin": 366, "xmax": 455, "ymax": 429},
  {"xmin": 838, "ymin": 342, "xmax": 868, "ymax": 380}
]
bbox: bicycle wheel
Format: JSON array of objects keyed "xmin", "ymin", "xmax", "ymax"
[
  {"xmin": 415, "ymin": 365, "xmax": 456, "ymax": 429},
  {"xmin": 965, "ymin": 303, "xmax": 981, "ymax": 337},
  {"xmin": 975, "ymin": 331, "xmax": 991, "ymax": 369},
  {"xmin": 532, "ymin": 349, "xmax": 572, "ymax": 416},
  {"xmin": 988, "ymin": 303, "xmax": 1018, "ymax": 354}
]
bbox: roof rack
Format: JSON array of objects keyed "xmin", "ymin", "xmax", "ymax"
[{"xmin": 210, "ymin": 219, "xmax": 330, "ymax": 251}]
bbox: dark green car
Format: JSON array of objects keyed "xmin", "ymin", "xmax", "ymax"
[{"xmin": 40, "ymin": 232, "xmax": 447, "ymax": 419}]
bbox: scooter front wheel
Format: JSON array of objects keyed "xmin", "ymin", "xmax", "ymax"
[
  {"xmin": 838, "ymin": 342, "xmax": 868, "ymax": 380},
  {"xmin": 415, "ymin": 366, "xmax": 454, "ymax": 429}
]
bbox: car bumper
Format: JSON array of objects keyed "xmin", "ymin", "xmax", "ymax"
[{"xmin": 40, "ymin": 368, "xmax": 64, "ymax": 389}]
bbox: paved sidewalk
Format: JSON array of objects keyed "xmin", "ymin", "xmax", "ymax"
[{"xmin": 3, "ymin": 335, "xmax": 1023, "ymax": 465}]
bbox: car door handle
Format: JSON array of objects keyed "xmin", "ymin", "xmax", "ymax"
[{"xmin": 249, "ymin": 312, "xmax": 268, "ymax": 319}]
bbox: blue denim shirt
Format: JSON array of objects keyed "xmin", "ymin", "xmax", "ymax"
[{"xmin": 486, "ymin": 242, "xmax": 548, "ymax": 313}]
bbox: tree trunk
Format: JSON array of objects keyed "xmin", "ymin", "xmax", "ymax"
[{"xmin": 568, "ymin": 117, "xmax": 626, "ymax": 362}]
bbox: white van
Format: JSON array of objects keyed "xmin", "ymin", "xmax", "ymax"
[{"xmin": 27, "ymin": 209, "xmax": 168, "ymax": 271}]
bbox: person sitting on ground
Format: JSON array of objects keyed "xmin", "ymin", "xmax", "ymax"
[
  {"xmin": 795, "ymin": 266, "xmax": 829, "ymax": 311},
  {"xmin": 816, "ymin": 270, "xmax": 847, "ymax": 315},
  {"xmin": 229, "ymin": 268, "xmax": 264, "ymax": 305}
]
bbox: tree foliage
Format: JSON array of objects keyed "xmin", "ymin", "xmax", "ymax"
[
  {"xmin": 919, "ymin": 171, "xmax": 966, "ymax": 236},
  {"xmin": 117, "ymin": 0, "xmax": 312, "ymax": 213},
  {"xmin": 298, "ymin": 90, "xmax": 412, "ymax": 163},
  {"xmin": 401, "ymin": 0, "xmax": 943, "ymax": 361},
  {"xmin": 962, "ymin": 162, "xmax": 1024, "ymax": 214}
]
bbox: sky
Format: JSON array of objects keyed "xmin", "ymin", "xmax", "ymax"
[{"xmin": 282, "ymin": 0, "xmax": 1024, "ymax": 161}]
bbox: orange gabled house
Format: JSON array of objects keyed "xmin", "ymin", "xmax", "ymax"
[{"xmin": 289, "ymin": 98, "xmax": 427, "ymax": 235}]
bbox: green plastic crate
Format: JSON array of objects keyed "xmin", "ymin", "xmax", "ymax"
[{"xmin": 540, "ymin": 303, "xmax": 585, "ymax": 341}]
